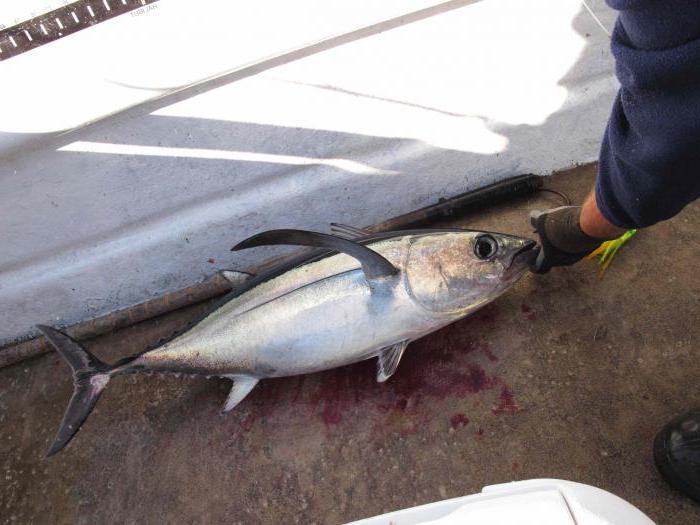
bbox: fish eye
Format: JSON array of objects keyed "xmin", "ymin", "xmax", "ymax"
[{"xmin": 474, "ymin": 235, "xmax": 498, "ymax": 260}]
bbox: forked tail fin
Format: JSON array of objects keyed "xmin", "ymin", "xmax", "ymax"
[{"xmin": 36, "ymin": 325, "xmax": 112, "ymax": 456}]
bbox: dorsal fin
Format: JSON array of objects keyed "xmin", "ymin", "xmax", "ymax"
[{"xmin": 231, "ymin": 229, "xmax": 398, "ymax": 280}]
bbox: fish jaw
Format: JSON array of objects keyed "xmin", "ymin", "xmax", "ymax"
[{"xmin": 500, "ymin": 239, "xmax": 538, "ymax": 282}]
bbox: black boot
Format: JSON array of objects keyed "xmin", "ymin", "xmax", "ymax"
[{"xmin": 654, "ymin": 410, "xmax": 700, "ymax": 503}]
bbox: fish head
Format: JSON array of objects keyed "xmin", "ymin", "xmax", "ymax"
[{"xmin": 405, "ymin": 231, "xmax": 537, "ymax": 315}]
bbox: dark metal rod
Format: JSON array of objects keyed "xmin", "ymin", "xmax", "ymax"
[
  {"xmin": 368, "ymin": 174, "xmax": 541, "ymax": 232},
  {"xmin": 0, "ymin": 174, "xmax": 542, "ymax": 369}
]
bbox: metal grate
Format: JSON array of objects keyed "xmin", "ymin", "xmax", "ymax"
[{"xmin": 0, "ymin": 0, "xmax": 159, "ymax": 61}]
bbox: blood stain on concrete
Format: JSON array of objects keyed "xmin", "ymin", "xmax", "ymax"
[
  {"xmin": 240, "ymin": 414, "xmax": 255, "ymax": 432},
  {"xmin": 476, "ymin": 340, "xmax": 499, "ymax": 362},
  {"xmin": 231, "ymin": 305, "xmax": 511, "ymax": 432},
  {"xmin": 521, "ymin": 303, "xmax": 536, "ymax": 321},
  {"xmin": 492, "ymin": 386, "xmax": 520, "ymax": 414},
  {"xmin": 321, "ymin": 404, "xmax": 343, "ymax": 425},
  {"xmin": 450, "ymin": 413, "xmax": 470, "ymax": 429}
]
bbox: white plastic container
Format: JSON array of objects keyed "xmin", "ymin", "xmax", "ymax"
[{"xmin": 348, "ymin": 479, "xmax": 655, "ymax": 525}]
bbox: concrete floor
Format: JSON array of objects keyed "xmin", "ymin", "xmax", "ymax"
[{"xmin": 2, "ymin": 164, "xmax": 700, "ymax": 524}]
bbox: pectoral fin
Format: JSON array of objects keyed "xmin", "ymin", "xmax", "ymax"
[
  {"xmin": 376, "ymin": 340, "xmax": 409, "ymax": 382},
  {"xmin": 232, "ymin": 229, "xmax": 398, "ymax": 280},
  {"xmin": 219, "ymin": 270, "xmax": 255, "ymax": 287},
  {"xmin": 221, "ymin": 375, "xmax": 258, "ymax": 413}
]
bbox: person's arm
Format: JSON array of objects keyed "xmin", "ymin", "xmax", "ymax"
[
  {"xmin": 580, "ymin": 191, "xmax": 624, "ymax": 239},
  {"xmin": 596, "ymin": 0, "xmax": 700, "ymax": 228},
  {"xmin": 531, "ymin": 0, "xmax": 700, "ymax": 273}
]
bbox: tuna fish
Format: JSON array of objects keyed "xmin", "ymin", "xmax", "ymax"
[{"xmin": 38, "ymin": 227, "xmax": 537, "ymax": 455}]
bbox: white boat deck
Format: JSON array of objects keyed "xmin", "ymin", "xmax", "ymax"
[{"xmin": 0, "ymin": 0, "xmax": 617, "ymax": 346}]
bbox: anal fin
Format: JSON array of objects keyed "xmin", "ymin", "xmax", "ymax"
[
  {"xmin": 376, "ymin": 340, "xmax": 409, "ymax": 383},
  {"xmin": 221, "ymin": 375, "xmax": 258, "ymax": 413}
]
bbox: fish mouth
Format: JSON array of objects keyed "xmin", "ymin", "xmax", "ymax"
[
  {"xmin": 502, "ymin": 240, "xmax": 538, "ymax": 280},
  {"xmin": 513, "ymin": 240, "xmax": 538, "ymax": 265}
]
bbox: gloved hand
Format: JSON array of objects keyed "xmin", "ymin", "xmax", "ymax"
[{"xmin": 529, "ymin": 206, "xmax": 610, "ymax": 273}]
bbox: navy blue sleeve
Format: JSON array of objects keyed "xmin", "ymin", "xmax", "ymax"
[{"xmin": 596, "ymin": 0, "xmax": 700, "ymax": 228}]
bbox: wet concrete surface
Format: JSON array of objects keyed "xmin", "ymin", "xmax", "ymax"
[{"xmin": 2, "ymin": 163, "xmax": 700, "ymax": 524}]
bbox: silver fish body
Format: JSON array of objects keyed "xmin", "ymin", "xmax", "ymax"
[
  {"xmin": 135, "ymin": 232, "xmax": 531, "ymax": 378},
  {"xmin": 38, "ymin": 228, "xmax": 536, "ymax": 455}
]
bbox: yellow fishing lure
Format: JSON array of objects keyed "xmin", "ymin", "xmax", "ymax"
[{"xmin": 586, "ymin": 229, "xmax": 637, "ymax": 277}]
